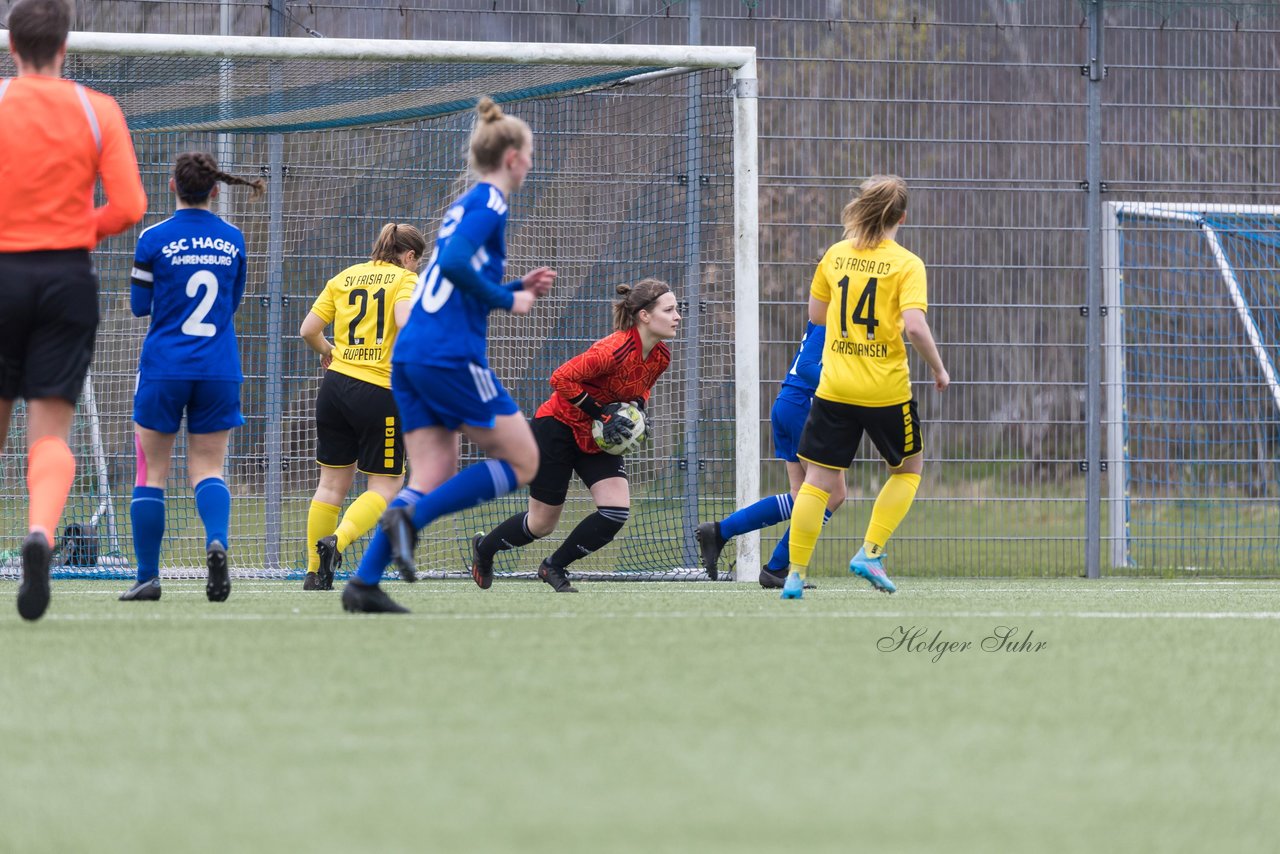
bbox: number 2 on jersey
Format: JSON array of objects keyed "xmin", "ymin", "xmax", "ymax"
[
  {"xmin": 182, "ymin": 270, "xmax": 219, "ymax": 338},
  {"xmin": 835, "ymin": 275, "xmax": 879, "ymax": 340}
]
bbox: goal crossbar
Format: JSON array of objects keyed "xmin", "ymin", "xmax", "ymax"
[{"xmin": 48, "ymin": 30, "xmax": 756, "ymax": 71}]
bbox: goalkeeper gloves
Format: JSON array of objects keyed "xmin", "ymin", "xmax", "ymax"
[{"xmin": 598, "ymin": 401, "xmax": 638, "ymax": 445}]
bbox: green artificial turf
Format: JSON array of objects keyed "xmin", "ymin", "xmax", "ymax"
[{"xmin": 2, "ymin": 578, "xmax": 1278, "ymax": 853}]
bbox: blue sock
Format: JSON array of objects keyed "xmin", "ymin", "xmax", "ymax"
[
  {"xmin": 767, "ymin": 508, "xmax": 833, "ymax": 571},
  {"xmin": 355, "ymin": 487, "xmax": 423, "ymax": 586},
  {"xmin": 194, "ymin": 477, "xmax": 231, "ymax": 550},
  {"xmin": 720, "ymin": 493, "xmax": 793, "ymax": 540},
  {"xmin": 410, "ymin": 460, "xmax": 518, "ymax": 531},
  {"xmin": 131, "ymin": 486, "xmax": 165, "ymax": 582}
]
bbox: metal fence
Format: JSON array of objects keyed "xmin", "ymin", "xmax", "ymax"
[{"xmin": 5, "ymin": 0, "xmax": 1278, "ymax": 577}]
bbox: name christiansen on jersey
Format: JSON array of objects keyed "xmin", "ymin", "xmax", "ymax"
[{"xmin": 830, "ymin": 339, "xmax": 889, "ymax": 358}]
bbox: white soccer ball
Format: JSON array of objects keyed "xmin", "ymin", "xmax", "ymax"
[{"xmin": 591, "ymin": 402, "xmax": 646, "ymax": 456}]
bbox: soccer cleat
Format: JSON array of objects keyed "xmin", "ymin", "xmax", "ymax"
[
  {"xmin": 759, "ymin": 565, "xmax": 815, "ymax": 590},
  {"xmin": 206, "ymin": 541, "xmax": 231, "ymax": 602},
  {"xmin": 16, "ymin": 531, "xmax": 52, "ymax": 621},
  {"xmin": 759, "ymin": 566, "xmax": 786, "ymax": 589},
  {"xmin": 341, "ymin": 578, "xmax": 409, "ymax": 614},
  {"xmin": 537, "ymin": 560, "xmax": 578, "ymax": 593},
  {"xmin": 780, "ymin": 572, "xmax": 805, "ymax": 600},
  {"xmin": 470, "ymin": 532, "xmax": 494, "ymax": 590},
  {"xmin": 849, "ymin": 548, "xmax": 896, "ymax": 594},
  {"xmin": 315, "ymin": 535, "xmax": 340, "ymax": 591},
  {"xmin": 380, "ymin": 506, "xmax": 418, "ymax": 583},
  {"xmin": 695, "ymin": 521, "xmax": 725, "ymax": 581},
  {"xmin": 302, "ymin": 573, "xmax": 321, "ymax": 591},
  {"xmin": 120, "ymin": 577, "xmax": 162, "ymax": 601}
]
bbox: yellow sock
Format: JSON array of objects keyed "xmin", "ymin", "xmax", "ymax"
[
  {"xmin": 786, "ymin": 481, "xmax": 832, "ymax": 578},
  {"xmin": 335, "ymin": 490, "xmax": 388, "ymax": 552},
  {"xmin": 306, "ymin": 500, "xmax": 341, "ymax": 573},
  {"xmin": 864, "ymin": 472, "xmax": 921, "ymax": 556}
]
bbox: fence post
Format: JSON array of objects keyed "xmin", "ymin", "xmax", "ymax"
[
  {"xmin": 681, "ymin": 0, "xmax": 704, "ymax": 570},
  {"xmin": 1084, "ymin": 0, "xmax": 1106, "ymax": 579},
  {"xmin": 263, "ymin": 0, "xmax": 287, "ymax": 571}
]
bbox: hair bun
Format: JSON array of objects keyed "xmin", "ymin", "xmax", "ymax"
[
  {"xmin": 476, "ymin": 96, "xmax": 504, "ymax": 124},
  {"xmin": 615, "ymin": 284, "xmax": 632, "ymax": 296}
]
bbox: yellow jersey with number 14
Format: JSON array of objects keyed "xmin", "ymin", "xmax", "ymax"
[
  {"xmin": 810, "ymin": 238, "xmax": 928, "ymax": 407},
  {"xmin": 310, "ymin": 260, "xmax": 417, "ymax": 389}
]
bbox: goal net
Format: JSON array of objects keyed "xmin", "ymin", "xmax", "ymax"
[
  {"xmin": 1104, "ymin": 202, "xmax": 1280, "ymax": 573},
  {"xmin": 0, "ymin": 33, "xmax": 759, "ymax": 583}
]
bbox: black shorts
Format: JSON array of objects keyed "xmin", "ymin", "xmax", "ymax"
[
  {"xmin": 0, "ymin": 250, "xmax": 99, "ymax": 403},
  {"xmin": 798, "ymin": 397, "xmax": 922, "ymax": 470},
  {"xmin": 527, "ymin": 415, "xmax": 627, "ymax": 506},
  {"xmin": 315, "ymin": 370, "xmax": 405, "ymax": 476}
]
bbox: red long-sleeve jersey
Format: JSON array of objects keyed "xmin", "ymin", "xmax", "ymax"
[{"xmin": 535, "ymin": 327, "xmax": 671, "ymax": 453}]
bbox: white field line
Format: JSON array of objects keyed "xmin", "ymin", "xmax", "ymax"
[
  {"xmin": 31, "ymin": 610, "xmax": 1280, "ymax": 623},
  {"xmin": 24, "ymin": 580, "xmax": 1280, "ymax": 598}
]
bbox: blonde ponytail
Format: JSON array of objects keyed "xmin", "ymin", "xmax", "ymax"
[{"xmin": 841, "ymin": 175, "xmax": 909, "ymax": 250}]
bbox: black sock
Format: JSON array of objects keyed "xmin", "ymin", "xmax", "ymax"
[
  {"xmin": 478, "ymin": 512, "xmax": 540, "ymax": 559},
  {"xmin": 547, "ymin": 506, "xmax": 629, "ymax": 569}
]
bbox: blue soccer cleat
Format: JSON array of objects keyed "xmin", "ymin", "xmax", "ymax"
[
  {"xmin": 780, "ymin": 572, "xmax": 805, "ymax": 600},
  {"xmin": 850, "ymin": 547, "xmax": 896, "ymax": 594}
]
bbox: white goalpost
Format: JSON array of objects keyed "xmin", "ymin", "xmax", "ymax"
[{"xmin": 0, "ymin": 31, "xmax": 762, "ymax": 582}]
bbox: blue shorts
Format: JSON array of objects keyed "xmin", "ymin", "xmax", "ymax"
[
  {"xmin": 770, "ymin": 392, "xmax": 812, "ymax": 463},
  {"xmin": 134, "ymin": 377, "xmax": 244, "ymax": 434},
  {"xmin": 391, "ymin": 361, "xmax": 519, "ymax": 432}
]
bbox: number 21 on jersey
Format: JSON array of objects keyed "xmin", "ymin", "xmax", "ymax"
[{"xmin": 835, "ymin": 275, "xmax": 878, "ymax": 340}]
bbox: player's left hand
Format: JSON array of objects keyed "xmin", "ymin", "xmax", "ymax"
[
  {"xmin": 522, "ymin": 267, "xmax": 556, "ymax": 297},
  {"xmin": 630, "ymin": 400, "xmax": 652, "ymax": 442}
]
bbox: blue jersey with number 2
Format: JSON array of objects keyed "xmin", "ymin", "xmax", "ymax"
[{"xmin": 130, "ymin": 208, "xmax": 247, "ymax": 382}]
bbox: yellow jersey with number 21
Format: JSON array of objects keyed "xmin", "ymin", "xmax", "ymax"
[
  {"xmin": 309, "ymin": 259, "xmax": 417, "ymax": 389},
  {"xmin": 810, "ymin": 238, "xmax": 928, "ymax": 407}
]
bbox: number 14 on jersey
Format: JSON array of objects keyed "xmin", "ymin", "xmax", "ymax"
[{"xmin": 835, "ymin": 275, "xmax": 878, "ymax": 340}]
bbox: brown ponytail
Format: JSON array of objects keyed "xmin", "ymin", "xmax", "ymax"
[
  {"xmin": 612, "ymin": 278, "xmax": 672, "ymax": 331},
  {"xmin": 173, "ymin": 151, "xmax": 266, "ymax": 204},
  {"xmin": 369, "ymin": 222, "xmax": 427, "ymax": 268},
  {"xmin": 841, "ymin": 174, "xmax": 909, "ymax": 251}
]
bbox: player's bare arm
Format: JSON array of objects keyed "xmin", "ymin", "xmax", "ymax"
[
  {"xmin": 902, "ymin": 307, "xmax": 949, "ymax": 391},
  {"xmin": 299, "ymin": 311, "xmax": 334, "ymax": 367}
]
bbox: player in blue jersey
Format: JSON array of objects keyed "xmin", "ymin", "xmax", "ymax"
[
  {"xmin": 119, "ymin": 152, "xmax": 264, "ymax": 603},
  {"xmin": 341, "ymin": 96, "xmax": 556, "ymax": 614},
  {"xmin": 695, "ymin": 322, "xmax": 845, "ymax": 588}
]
